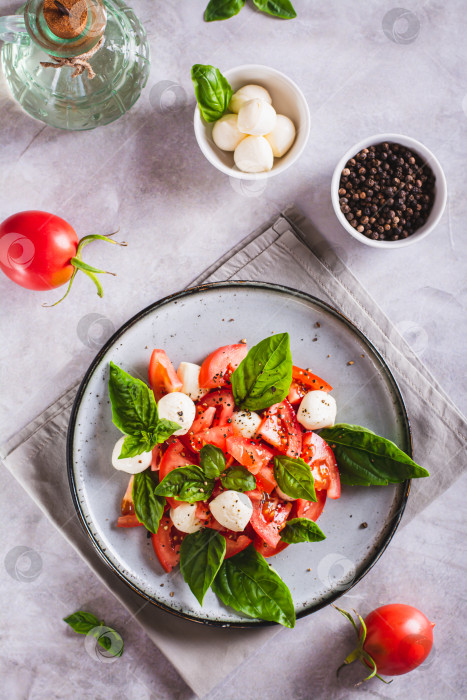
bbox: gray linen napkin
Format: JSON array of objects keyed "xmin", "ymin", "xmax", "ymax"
[{"xmin": 1, "ymin": 206, "xmax": 465, "ymax": 697}]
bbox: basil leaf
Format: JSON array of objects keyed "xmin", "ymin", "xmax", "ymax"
[
  {"xmin": 252, "ymin": 0, "xmax": 296, "ymax": 19},
  {"xmin": 231, "ymin": 333, "xmax": 293, "ymax": 411},
  {"xmin": 119, "ymin": 434, "xmax": 152, "ymax": 459},
  {"xmin": 280, "ymin": 518, "xmax": 326, "ymax": 544},
  {"xmin": 154, "ymin": 466, "xmax": 215, "ymax": 503},
  {"xmin": 180, "ymin": 530, "xmax": 226, "ymax": 605},
  {"xmin": 200, "ymin": 444, "xmax": 225, "ymax": 479},
  {"xmin": 319, "ymin": 424, "xmax": 430, "ymax": 486},
  {"xmin": 212, "ymin": 545, "xmax": 295, "ymax": 627},
  {"xmin": 64, "ymin": 613, "xmax": 124, "ymax": 658},
  {"xmin": 205, "ymin": 0, "xmax": 245, "ymax": 21},
  {"xmin": 63, "ymin": 611, "xmax": 100, "ymax": 635},
  {"xmin": 221, "ymin": 465, "xmax": 256, "ymax": 492},
  {"xmin": 191, "ymin": 64, "xmax": 233, "ymax": 122},
  {"xmin": 273, "ymin": 455, "xmax": 317, "ymax": 501},
  {"xmin": 132, "ymin": 472, "xmax": 165, "ymax": 533},
  {"xmin": 153, "ymin": 419, "xmax": 182, "ymax": 443},
  {"xmin": 109, "ymin": 362, "xmax": 158, "ymax": 436}
]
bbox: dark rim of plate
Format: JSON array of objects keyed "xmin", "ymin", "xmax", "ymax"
[{"xmin": 67, "ymin": 280, "xmax": 412, "ymax": 628}]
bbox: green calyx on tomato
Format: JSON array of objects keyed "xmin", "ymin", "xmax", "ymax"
[{"xmin": 0, "ymin": 210, "xmax": 127, "ymax": 306}]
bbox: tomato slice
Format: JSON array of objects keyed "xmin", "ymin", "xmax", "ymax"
[
  {"xmin": 190, "ymin": 404, "xmax": 216, "ymax": 433},
  {"xmin": 253, "ymin": 536, "xmax": 289, "ymax": 558},
  {"xmin": 295, "ymin": 489, "xmax": 327, "ymax": 521},
  {"xmin": 159, "ymin": 438, "xmax": 196, "ymax": 508},
  {"xmin": 287, "ymin": 381, "xmax": 306, "ymax": 405},
  {"xmin": 120, "ymin": 475, "xmax": 134, "ymax": 515},
  {"xmin": 257, "ymin": 399, "xmax": 302, "ymax": 459},
  {"xmin": 222, "ymin": 533, "xmax": 252, "ymax": 559},
  {"xmin": 250, "ymin": 496, "xmax": 292, "ymax": 548},
  {"xmin": 256, "ymin": 463, "xmax": 277, "ymax": 494},
  {"xmin": 117, "ymin": 514, "xmax": 143, "ymax": 528},
  {"xmin": 188, "ymin": 424, "xmax": 234, "ymax": 453},
  {"xmin": 151, "ymin": 515, "xmax": 184, "ymax": 573},
  {"xmin": 200, "ymin": 389, "xmax": 235, "ymax": 426},
  {"xmin": 195, "ymin": 502, "xmax": 211, "ymax": 521},
  {"xmin": 151, "ymin": 444, "xmax": 163, "ymax": 472},
  {"xmin": 198, "ymin": 344, "xmax": 248, "ymax": 389},
  {"xmin": 149, "ymin": 349, "xmax": 183, "ymax": 401},
  {"xmin": 226, "ymin": 436, "xmax": 274, "ymax": 475},
  {"xmin": 302, "ymin": 432, "xmax": 341, "ymax": 499},
  {"xmin": 292, "ymin": 365, "xmax": 333, "ymax": 392}
]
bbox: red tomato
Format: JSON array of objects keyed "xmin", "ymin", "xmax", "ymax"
[
  {"xmin": 120, "ymin": 475, "xmax": 134, "ymax": 515},
  {"xmin": 188, "ymin": 425, "xmax": 234, "ymax": 453},
  {"xmin": 151, "ymin": 516, "xmax": 185, "ymax": 573},
  {"xmin": 302, "ymin": 432, "xmax": 341, "ymax": 499},
  {"xmin": 295, "ymin": 489, "xmax": 327, "ymax": 521},
  {"xmin": 190, "ymin": 404, "xmax": 216, "ymax": 433},
  {"xmin": 222, "ymin": 533, "xmax": 252, "ymax": 559},
  {"xmin": 159, "ymin": 438, "xmax": 196, "ymax": 509},
  {"xmin": 0, "ymin": 210, "xmax": 125, "ymax": 304},
  {"xmin": 149, "ymin": 349, "xmax": 183, "ymax": 401},
  {"xmin": 117, "ymin": 514, "xmax": 143, "ymax": 528},
  {"xmin": 361, "ymin": 605, "xmax": 434, "ymax": 676},
  {"xmin": 150, "ymin": 444, "xmax": 163, "ymax": 471},
  {"xmin": 250, "ymin": 496, "xmax": 292, "ymax": 548},
  {"xmin": 257, "ymin": 399, "xmax": 302, "ymax": 458},
  {"xmin": 287, "ymin": 381, "xmax": 306, "ymax": 405},
  {"xmin": 226, "ymin": 436, "xmax": 274, "ymax": 475},
  {"xmin": 256, "ymin": 463, "xmax": 277, "ymax": 494},
  {"xmin": 292, "ymin": 365, "xmax": 333, "ymax": 392},
  {"xmin": 195, "ymin": 502, "xmax": 211, "ymax": 521},
  {"xmin": 253, "ymin": 536, "xmax": 289, "ymax": 558},
  {"xmin": 201, "ymin": 389, "xmax": 235, "ymax": 426},
  {"xmin": 198, "ymin": 344, "xmax": 248, "ymax": 389}
]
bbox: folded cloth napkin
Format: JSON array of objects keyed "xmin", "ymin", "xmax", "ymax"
[{"xmin": 1, "ymin": 205, "xmax": 465, "ymax": 697}]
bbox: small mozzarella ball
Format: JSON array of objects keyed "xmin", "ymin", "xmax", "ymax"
[
  {"xmin": 231, "ymin": 410, "xmax": 262, "ymax": 439},
  {"xmin": 229, "ymin": 84, "xmax": 272, "ymax": 114},
  {"xmin": 297, "ymin": 391, "xmax": 337, "ymax": 431},
  {"xmin": 157, "ymin": 392, "xmax": 196, "ymax": 436},
  {"xmin": 234, "ymin": 136, "xmax": 274, "ymax": 173},
  {"xmin": 111, "ymin": 436, "xmax": 152, "ymax": 474},
  {"xmin": 265, "ymin": 114, "xmax": 296, "ymax": 157},
  {"xmin": 275, "ymin": 486, "xmax": 296, "ymax": 502},
  {"xmin": 176, "ymin": 362, "xmax": 208, "ymax": 401},
  {"xmin": 170, "ymin": 503, "xmax": 203, "ymax": 534},
  {"xmin": 209, "ymin": 490, "xmax": 253, "ymax": 532},
  {"xmin": 237, "ymin": 99, "xmax": 277, "ymax": 136},
  {"xmin": 212, "ymin": 114, "xmax": 246, "ymax": 152}
]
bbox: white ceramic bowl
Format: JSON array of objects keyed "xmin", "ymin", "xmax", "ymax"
[
  {"xmin": 331, "ymin": 133, "xmax": 447, "ymax": 248},
  {"xmin": 193, "ymin": 65, "xmax": 310, "ymax": 180}
]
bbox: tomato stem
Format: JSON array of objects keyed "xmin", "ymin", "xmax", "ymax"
[{"xmin": 43, "ymin": 229, "xmax": 127, "ymax": 307}]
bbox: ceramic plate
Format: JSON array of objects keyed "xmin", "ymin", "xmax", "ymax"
[{"xmin": 67, "ymin": 281, "xmax": 411, "ymax": 627}]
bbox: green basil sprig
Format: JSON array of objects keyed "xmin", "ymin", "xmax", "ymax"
[
  {"xmin": 108, "ymin": 362, "xmax": 180, "ymax": 458},
  {"xmin": 212, "ymin": 545, "xmax": 295, "ymax": 627},
  {"xmin": 205, "ymin": 0, "xmax": 245, "ymax": 21},
  {"xmin": 319, "ymin": 424, "xmax": 430, "ymax": 486},
  {"xmin": 132, "ymin": 472, "xmax": 165, "ymax": 533},
  {"xmin": 180, "ymin": 530, "xmax": 226, "ymax": 605},
  {"xmin": 231, "ymin": 333, "xmax": 293, "ymax": 411},
  {"xmin": 280, "ymin": 518, "xmax": 326, "ymax": 544},
  {"xmin": 200, "ymin": 444, "xmax": 225, "ymax": 479},
  {"xmin": 154, "ymin": 465, "xmax": 215, "ymax": 503},
  {"xmin": 273, "ymin": 455, "xmax": 317, "ymax": 501},
  {"xmin": 191, "ymin": 64, "xmax": 233, "ymax": 122},
  {"xmin": 63, "ymin": 612, "xmax": 124, "ymax": 658},
  {"xmin": 252, "ymin": 0, "xmax": 296, "ymax": 19},
  {"xmin": 221, "ymin": 465, "xmax": 256, "ymax": 492}
]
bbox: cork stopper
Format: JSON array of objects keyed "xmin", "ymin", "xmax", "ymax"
[{"xmin": 43, "ymin": 0, "xmax": 88, "ymax": 40}]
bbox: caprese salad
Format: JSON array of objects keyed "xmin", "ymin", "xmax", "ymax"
[{"xmin": 108, "ymin": 333, "xmax": 428, "ymax": 627}]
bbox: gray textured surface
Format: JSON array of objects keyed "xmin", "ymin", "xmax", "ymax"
[{"xmin": 0, "ymin": 0, "xmax": 466, "ymax": 698}]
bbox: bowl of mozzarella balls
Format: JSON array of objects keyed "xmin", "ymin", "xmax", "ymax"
[{"xmin": 194, "ymin": 64, "xmax": 310, "ymax": 180}]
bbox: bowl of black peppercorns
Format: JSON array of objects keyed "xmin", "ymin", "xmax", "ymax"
[{"xmin": 331, "ymin": 134, "xmax": 447, "ymax": 248}]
